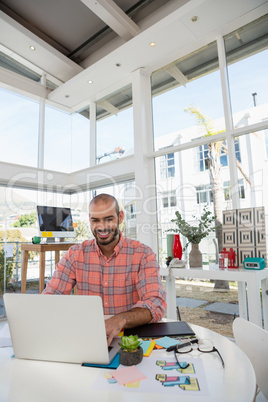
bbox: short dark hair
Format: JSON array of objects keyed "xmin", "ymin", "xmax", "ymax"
[{"xmin": 89, "ymin": 193, "xmax": 120, "ymax": 216}]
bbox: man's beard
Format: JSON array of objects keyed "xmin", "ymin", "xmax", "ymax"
[{"xmin": 93, "ymin": 225, "xmax": 120, "ymax": 246}]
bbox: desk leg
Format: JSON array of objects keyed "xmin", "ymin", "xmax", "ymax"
[
  {"xmin": 247, "ymin": 279, "xmax": 262, "ymax": 327},
  {"xmin": 165, "ymin": 274, "xmax": 177, "ymax": 321},
  {"xmin": 21, "ymin": 251, "xmax": 29, "ymax": 294},
  {"xmin": 237, "ymin": 282, "xmax": 248, "ymax": 320},
  {"xmin": 39, "ymin": 252, "xmax": 46, "ymax": 294},
  {"xmin": 261, "ymin": 278, "xmax": 268, "ymax": 330}
]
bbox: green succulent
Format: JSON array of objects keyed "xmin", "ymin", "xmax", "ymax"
[{"xmin": 119, "ymin": 335, "xmax": 141, "ymax": 351}]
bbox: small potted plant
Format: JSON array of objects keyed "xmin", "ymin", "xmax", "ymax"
[
  {"xmin": 118, "ymin": 335, "xmax": 143, "ymax": 366},
  {"xmin": 167, "ymin": 204, "xmax": 220, "ymax": 267}
]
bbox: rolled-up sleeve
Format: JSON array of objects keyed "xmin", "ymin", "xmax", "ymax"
[{"xmin": 132, "ymin": 251, "xmax": 167, "ymax": 322}]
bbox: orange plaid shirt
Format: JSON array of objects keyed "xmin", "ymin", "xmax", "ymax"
[{"xmin": 43, "ymin": 234, "xmax": 167, "ymax": 322}]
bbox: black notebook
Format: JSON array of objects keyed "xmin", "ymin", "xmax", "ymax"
[{"xmin": 124, "ymin": 321, "xmax": 195, "ymax": 338}]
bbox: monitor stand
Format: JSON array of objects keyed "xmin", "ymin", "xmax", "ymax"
[{"xmin": 46, "ymin": 237, "xmax": 55, "ymax": 243}]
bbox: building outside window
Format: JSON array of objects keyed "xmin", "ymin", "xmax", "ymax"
[
  {"xmin": 196, "ymin": 185, "xmax": 213, "ymax": 204},
  {"xmin": 162, "ymin": 191, "xmax": 177, "ymax": 208},
  {"xmin": 223, "ymin": 179, "xmax": 245, "ymax": 200},
  {"xmin": 160, "ymin": 153, "xmax": 175, "ymax": 178},
  {"xmin": 198, "ymin": 139, "xmax": 241, "ymax": 172},
  {"xmin": 198, "ymin": 144, "xmax": 210, "ymax": 172}
]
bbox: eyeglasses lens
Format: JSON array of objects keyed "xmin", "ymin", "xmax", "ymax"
[{"xmin": 198, "ymin": 339, "xmax": 214, "ymax": 352}]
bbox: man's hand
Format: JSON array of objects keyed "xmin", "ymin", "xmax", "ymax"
[
  {"xmin": 105, "ymin": 307, "xmax": 152, "ymax": 346},
  {"xmin": 105, "ymin": 315, "xmax": 127, "ymax": 347}
]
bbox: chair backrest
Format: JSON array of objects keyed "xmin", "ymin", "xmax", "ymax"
[{"xmin": 233, "ymin": 317, "xmax": 268, "ymax": 399}]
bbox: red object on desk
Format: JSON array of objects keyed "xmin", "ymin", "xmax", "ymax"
[
  {"xmin": 219, "ymin": 247, "xmax": 228, "ymax": 269},
  {"xmin": 228, "ymin": 247, "xmax": 238, "ymax": 269},
  {"xmin": 173, "ymin": 234, "xmax": 183, "ymax": 259}
]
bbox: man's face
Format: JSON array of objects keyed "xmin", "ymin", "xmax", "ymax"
[{"xmin": 89, "ymin": 200, "xmax": 124, "ymax": 247}]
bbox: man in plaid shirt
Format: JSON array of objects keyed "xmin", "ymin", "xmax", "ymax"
[{"xmin": 43, "ymin": 193, "xmax": 167, "ymax": 345}]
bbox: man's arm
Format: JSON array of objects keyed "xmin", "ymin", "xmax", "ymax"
[
  {"xmin": 42, "ymin": 247, "xmax": 76, "ymax": 294},
  {"xmin": 105, "ymin": 307, "xmax": 152, "ymax": 346}
]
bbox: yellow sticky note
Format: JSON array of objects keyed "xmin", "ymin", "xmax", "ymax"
[{"xmin": 144, "ymin": 341, "xmax": 156, "ymax": 357}]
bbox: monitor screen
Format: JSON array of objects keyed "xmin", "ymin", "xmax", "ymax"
[{"xmin": 37, "ymin": 206, "xmax": 75, "ymax": 240}]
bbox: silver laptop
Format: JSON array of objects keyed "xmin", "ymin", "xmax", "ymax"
[{"xmin": 4, "ymin": 293, "xmax": 120, "ymax": 365}]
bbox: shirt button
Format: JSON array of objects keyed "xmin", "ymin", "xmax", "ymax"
[{"xmin": 104, "ymin": 282, "xmax": 107, "ymax": 285}]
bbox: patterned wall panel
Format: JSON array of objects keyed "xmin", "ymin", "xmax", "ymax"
[{"xmin": 223, "ymin": 207, "xmax": 266, "ymax": 267}]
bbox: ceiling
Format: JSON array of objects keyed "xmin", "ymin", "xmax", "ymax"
[{"xmin": 0, "ymin": 0, "xmax": 267, "ymax": 114}]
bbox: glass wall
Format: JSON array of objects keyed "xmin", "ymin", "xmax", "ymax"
[
  {"xmin": 155, "ymin": 137, "xmax": 232, "ymax": 266},
  {"xmin": 44, "ymin": 106, "xmax": 90, "ymax": 173},
  {"xmin": 70, "ymin": 112, "xmax": 90, "ymax": 172},
  {"xmin": 152, "ymin": 41, "xmax": 224, "ymax": 150},
  {"xmin": 233, "ymin": 129, "xmax": 268, "ymax": 210},
  {"xmin": 0, "ymin": 89, "xmax": 39, "ymax": 167},
  {"xmin": 96, "ymin": 85, "xmax": 134, "ymax": 164},
  {"xmin": 152, "ymin": 16, "xmax": 268, "ymax": 266},
  {"xmin": 225, "ymin": 15, "xmax": 268, "ymax": 123}
]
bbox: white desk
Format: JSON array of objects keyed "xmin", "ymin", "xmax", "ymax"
[
  {"xmin": 0, "ymin": 321, "xmax": 256, "ymax": 402},
  {"xmin": 160, "ymin": 266, "xmax": 268, "ymax": 330}
]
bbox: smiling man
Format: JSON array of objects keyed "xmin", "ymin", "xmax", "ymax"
[{"xmin": 43, "ymin": 193, "xmax": 167, "ymax": 345}]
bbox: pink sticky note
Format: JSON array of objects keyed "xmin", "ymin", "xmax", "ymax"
[{"xmin": 112, "ymin": 365, "xmax": 146, "ymax": 386}]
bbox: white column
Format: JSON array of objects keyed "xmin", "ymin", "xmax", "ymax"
[
  {"xmin": 90, "ymin": 101, "xmax": 96, "ymax": 167},
  {"xmin": 38, "ymin": 73, "xmax": 46, "ymax": 169},
  {"xmin": 132, "ymin": 68, "xmax": 158, "ymax": 254},
  {"xmin": 217, "ymin": 35, "xmax": 240, "ymax": 209}
]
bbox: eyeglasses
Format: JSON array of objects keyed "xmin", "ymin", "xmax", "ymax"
[{"xmin": 169, "ymin": 338, "xmax": 225, "ymax": 369}]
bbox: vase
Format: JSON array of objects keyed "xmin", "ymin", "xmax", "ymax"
[
  {"xmin": 173, "ymin": 234, "xmax": 183, "ymax": 260},
  {"xmin": 189, "ymin": 243, "xmax": 202, "ymax": 268},
  {"xmin": 166, "ymin": 234, "xmax": 175, "ymax": 258},
  {"xmin": 119, "ymin": 346, "xmax": 143, "ymax": 366}
]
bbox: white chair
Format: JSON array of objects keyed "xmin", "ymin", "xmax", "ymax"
[{"xmin": 233, "ymin": 317, "xmax": 268, "ymax": 401}]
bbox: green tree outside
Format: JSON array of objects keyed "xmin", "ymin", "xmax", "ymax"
[{"xmin": 13, "ymin": 211, "xmax": 37, "ymax": 227}]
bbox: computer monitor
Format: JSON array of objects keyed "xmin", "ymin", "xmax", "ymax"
[{"xmin": 37, "ymin": 206, "xmax": 75, "ymax": 242}]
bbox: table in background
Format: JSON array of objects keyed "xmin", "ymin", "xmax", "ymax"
[
  {"xmin": 21, "ymin": 243, "xmax": 75, "ymax": 293},
  {"xmin": 160, "ymin": 266, "xmax": 268, "ymax": 330},
  {"xmin": 0, "ymin": 322, "xmax": 256, "ymax": 402}
]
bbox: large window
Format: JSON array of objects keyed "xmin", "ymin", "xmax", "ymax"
[
  {"xmin": 70, "ymin": 112, "xmax": 90, "ymax": 172},
  {"xmin": 96, "ymin": 85, "xmax": 134, "ymax": 165},
  {"xmin": 233, "ymin": 130, "xmax": 266, "ymax": 209},
  {"xmin": 44, "ymin": 106, "xmax": 72, "ymax": 173},
  {"xmin": 152, "ymin": 41, "xmax": 225, "ymax": 150},
  {"xmin": 0, "ymin": 89, "xmax": 39, "ymax": 167},
  {"xmin": 225, "ymin": 17, "xmax": 268, "ymax": 124},
  {"xmin": 44, "ymin": 107, "xmax": 90, "ymax": 173}
]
